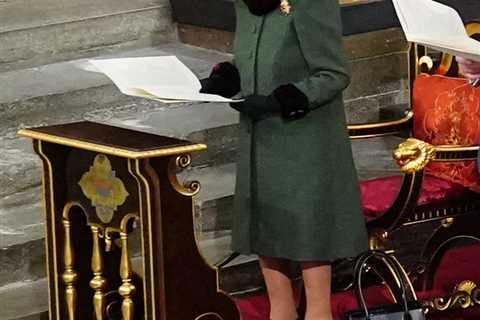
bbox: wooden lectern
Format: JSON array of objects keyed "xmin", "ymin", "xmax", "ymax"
[{"xmin": 19, "ymin": 121, "xmax": 240, "ymax": 320}]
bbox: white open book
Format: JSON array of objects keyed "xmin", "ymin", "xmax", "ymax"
[
  {"xmin": 392, "ymin": 0, "xmax": 480, "ymax": 61},
  {"xmin": 84, "ymin": 56, "xmax": 241, "ymax": 103}
]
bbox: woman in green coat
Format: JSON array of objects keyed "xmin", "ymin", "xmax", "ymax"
[{"xmin": 201, "ymin": 0, "xmax": 368, "ymax": 318}]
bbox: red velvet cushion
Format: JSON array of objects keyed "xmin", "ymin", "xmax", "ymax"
[
  {"xmin": 360, "ymin": 174, "xmax": 468, "ymax": 221},
  {"xmin": 234, "ymin": 294, "xmax": 270, "ymax": 320},
  {"xmin": 413, "ymin": 74, "xmax": 480, "ymax": 192},
  {"xmin": 234, "ymin": 286, "xmax": 302, "ymax": 320},
  {"xmin": 234, "ymin": 244, "xmax": 480, "ymax": 320},
  {"xmin": 429, "ymin": 243, "xmax": 480, "ymax": 294}
]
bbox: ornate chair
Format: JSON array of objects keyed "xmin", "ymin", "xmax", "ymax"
[
  {"xmin": 235, "ymin": 22, "xmax": 480, "ymax": 320},
  {"xmin": 341, "ymin": 21, "xmax": 480, "ymax": 315}
]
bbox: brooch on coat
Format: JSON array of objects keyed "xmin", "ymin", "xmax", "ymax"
[{"xmin": 280, "ymin": 0, "xmax": 292, "ymax": 15}]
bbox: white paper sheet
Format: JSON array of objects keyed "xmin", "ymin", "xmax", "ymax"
[
  {"xmin": 86, "ymin": 56, "xmax": 241, "ymax": 103},
  {"xmin": 392, "ymin": 0, "xmax": 480, "ymax": 62}
]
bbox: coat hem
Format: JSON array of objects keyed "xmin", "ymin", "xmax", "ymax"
[{"xmin": 231, "ymin": 243, "xmax": 368, "ymax": 263}]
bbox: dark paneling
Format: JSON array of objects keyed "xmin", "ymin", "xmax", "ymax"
[
  {"xmin": 171, "ymin": 0, "xmax": 236, "ymax": 31},
  {"xmin": 437, "ymin": 0, "xmax": 480, "ymax": 22},
  {"xmin": 170, "ymin": 0, "xmax": 480, "ymax": 35},
  {"xmin": 341, "ymin": 1, "xmax": 399, "ymax": 35}
]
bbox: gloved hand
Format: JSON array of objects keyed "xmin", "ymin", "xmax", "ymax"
[
  {"xmin": 230, "ymin": 95, "xmax": 280, "ymax": 121},
  {"xmin": 230, "ymin": 84, "xmax": 310, "ymax": 121},
  {"xmin": 199, "ymin": 62, "xmax": 241, "ymax": 98}
]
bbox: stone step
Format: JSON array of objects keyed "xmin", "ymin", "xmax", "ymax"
[
  {"xmin": 0, "ymin": 42, "xmax": 239, "ymax": 292},
  {"xmin": 0, "ymin": 235, "xmax": 258, "ymax": 320},
  {"xmin": 188, "ymin": 164, "xmax": 237, "ymax": 233},
  {"xmin": 0, "ymin": 43, "xmax": 236, "ymax": 196},
  {"xmin": 0, "ymin": 278, "xmax": 49, "ymax": 320},
  {"xmin": 0, "ymin": 43, "xmax": 233, "ymax": 131},
  {"xmin": 0, "ymin": 0, "xmax": 175, "ymax": 72}
]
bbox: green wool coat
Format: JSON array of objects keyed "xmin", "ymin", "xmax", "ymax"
[{"xmin": 231, "ymin": 0, "xmax": 368, "ymax": 261}]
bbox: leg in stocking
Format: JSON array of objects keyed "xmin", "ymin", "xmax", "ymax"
[
  {"xmin": 259, "ymin": 256, "xmax": 297, "ymax": 320},
  {"xmin": 300, "ymin": 262, "xmax": 332, "ymax": 320}
]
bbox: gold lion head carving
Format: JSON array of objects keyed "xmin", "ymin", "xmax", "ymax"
[{"xmin": 393, "ymin": 138, "xmax": 436, "ymax": 173}]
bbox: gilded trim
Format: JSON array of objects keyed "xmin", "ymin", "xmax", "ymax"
[
  {"xmin": 175, "ymin": 159, "xmax": 230, "ymax": 296},
  {"xmin": 426, "ymin": 280, "xmax": 479, "ymax": 311},
  {"xmin": 368, "ymin": 229, "xmax": 389, "ymax": 251},
  {"xmin": 62, "ymin": 202, "xmax": 85, "ymax": 320},
  {"xmin": 37, "ymin": 141, "xmax": 61, "ymax": 320},
  {"xmin": 90, "ymin": 226, "xmax": 107, "ymax": 320},
  {"xmin": 18, "ymin": 129, "xmax": 207, "ymax": 159},
  {"xmin": 126, "ymin": 160, "xmax": 150, "ymax": 318},
  {"xmin": 350, "ymin": 132, "xmax": 405, "ymax": 140},
  {"xmin": 120, "ymin": 213, "xmax": 140, "ymax": 233},
  {"xmin": 403, "ymin": 202, "xmax": 480, "ymax": 226},
  {"xmin": 434, "ymin": 145, "xmax": 480, "ymax": 152},
  {"xmin": 133, "ymin": 159, "xmax": 158, "ymax": 319},
  {"xmin": 393, "ymin": 138, "xmax": 479, "ymax": 169},
  {"xmin": 348, "ymin": 111, "xmax": 414, "ymax": 131},
  {"xmin": 118, "ymin": 230, "xmax": 136, "ymax": 320},
  {"xmin": 465, "ymin": 22, "xmax": 480, "ymax": 36},
  {"xmin": 168, "ymin": 155, "xmax": 201, "ymax": 197}
]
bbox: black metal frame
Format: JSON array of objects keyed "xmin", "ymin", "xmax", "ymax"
[{"xmin": 347, "ymin": 39, "xmax": 480, "ymax": 296}]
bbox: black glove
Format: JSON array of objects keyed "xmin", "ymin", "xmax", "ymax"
[
  {"xmin": 230, "ymin": 84, "xmax": 310, "ymax": 121},
  {"xmin": 230, "ymin": 95, "xmax": 280, "ymax": 121},
  {"xmin": 274, "ymin": 83, "xmax": 310, "ymax": 121},
  {"xmin": 199, "ymin": 62, "xmax": 240, "ymax": 98}
]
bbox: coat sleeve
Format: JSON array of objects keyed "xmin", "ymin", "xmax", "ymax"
[{"xmin": 291, "ymin": 0, "xmax": 350, "ymax": 108}]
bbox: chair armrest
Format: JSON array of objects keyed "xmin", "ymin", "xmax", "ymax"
[
  {"xmin": 393, "ymin": 138, "xmax": 480, "ymax": 173},
  {"xmin": 433, "ymin": 145, "xmax": 479, "ymax": 162},
  {"xmin": 348, "ymin": 111, "xmax": 413, "ymax": 139}
]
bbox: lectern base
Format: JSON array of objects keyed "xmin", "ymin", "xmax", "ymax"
[{"xmin": 19, "ymin": 121, "xmax": 240, "ymax": 320}]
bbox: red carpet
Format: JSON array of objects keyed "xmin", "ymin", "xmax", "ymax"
[{"xmin": 234, "ymin": 244, "xmax": 480, "ymax": 320}]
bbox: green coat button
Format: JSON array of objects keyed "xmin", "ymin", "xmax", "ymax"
[{"xmin": 252, "ymin": 25, "xmax": 257, "ymax": 33}]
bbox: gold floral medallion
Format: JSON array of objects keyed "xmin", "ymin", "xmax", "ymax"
[
  {"xmin": 280, "ymin": 0, "xmax": 292, "ymax": 15},
  {"xmin": 79, "ymin": 154, "xmax": 129, "ymax": 223}
]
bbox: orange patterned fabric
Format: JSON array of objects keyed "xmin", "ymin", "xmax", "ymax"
[{"xmin": 413, "ymin": 74, "xmax": 480, "ymax": 191}]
